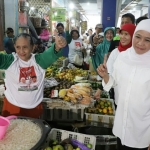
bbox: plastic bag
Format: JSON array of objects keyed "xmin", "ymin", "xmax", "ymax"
[
  {"xmin": 44, "ymin": 78, "xmax": 59, "ymax": 88},
  {"xmin": 73, "ymin": 54, "xmax": 83, "ymax": 66},
  {"xmin": 71, "ymin": 139, "xmax": 91, "ymax": 150}
]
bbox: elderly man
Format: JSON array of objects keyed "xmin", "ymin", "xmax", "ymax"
[{"xmin": 89, "ymin": 24, "xmax": 103, "ymax": 46}]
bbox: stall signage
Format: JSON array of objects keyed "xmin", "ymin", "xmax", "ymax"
[
  {"xmin": 81, "ymin": 21, "xmax": 87, "ymax": 31},
  {"xmin": 72, "ymin": 10, "xmax": 77, "ymax": 18},
  {"xmin": 76, "ymin": 12, "xmax": 80, "ymax": 20},
  {"xmin": 51, "ymin": 8, "xmax": 66, "ymax": 22}
]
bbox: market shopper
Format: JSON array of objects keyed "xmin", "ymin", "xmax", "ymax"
[
  {"xmin": 108, "ymin": 13, "xmax": 135, "ymax": 53},
  {"xmin": 94, "ymin": 24, "xmax": 136, "ymax": 101},
  {"xmin": 3, "ymin": 28, "xmax": 16, "ymax": 54},
  {"xmin": 2, "ymin": 33, "xmax": 66, "ymax": 118},
  {"xmin": 87, "ymin": 29, "xmax": 93, "ymax": 38},
  {"xmin": 107, "ymin": 24, "xmax": 136, "ymax": 74},
  {"xmin": 67, "ymin": 31, "xmax": 85, "ymax": 68},
  {"xmin": 56, "ymin": 23, "xmax": 69, "ymax": 57},
  {"xmin": 39, "ymin": 26, "xmax": 50, "ymax": 42},
  {"xmin": 66, "ymin": 20, "xmax": 86, "ymax": 68},
  {"xmin": 135, "ymin": 16, "xmax": 148, "ymax": 25},
  {"xmin": 89, "ymin": 24, "xmax": 103, "ymax": 46},
  {"xmin": 91, "ymin": 27, "xmax": 115, "ymax": 71},
  {"xmin": 116, "ymin": 27, "xmax": 120, "ymax": 34},
  {"xmin": 97, "ymin": 19, "xmax": 150, "ymax": 150},
  {"xmin": 113, "ymin": 27, "xmax": 120, "ymax": 41}
]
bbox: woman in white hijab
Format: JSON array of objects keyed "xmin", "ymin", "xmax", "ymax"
[{"xmin": 97, "ymin": 19, "xmax": 150, "ymax": 150}]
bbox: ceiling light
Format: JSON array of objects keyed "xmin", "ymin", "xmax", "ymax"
[
  {"xmin": 72, "ymin": 19, "xmax": 75, "ymax": 23},
  {"xmin": 69, "ymin": 12, "xmax": 73, "ymax": 17},
  {"xmin": 130, "ymin": 4, "xmax": 137, "ymax": 7},
  {"xmin": 54, "ymin": 12, "xmax": 57, "ymax": 16},
  {"xmin": 87, "ymin": 2, "xmax": 90, "ymax": 5},
  {"xmin": 30, "ymin": 7, "xmax": 35, "ymax": 10},
  {"xmin": 128, "ymin": 10, "xmax": 133, "ymax": 13},
  {"xmin": 133, "ymin": 8, "xmax": 136, "ymax": 11},
  {"xmin": 69, "ymin": 3, "xmax": 74, "ymax": 9}
]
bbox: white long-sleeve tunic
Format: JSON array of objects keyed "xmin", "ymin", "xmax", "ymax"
[{"xmin": 103, "ymin": 47, "xmax": 150, "ymax": 148}]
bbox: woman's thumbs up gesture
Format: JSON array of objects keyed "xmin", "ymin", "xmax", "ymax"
[{"xmin": 55, "ymin": 35, "xmax": 67, "ymax": 51}]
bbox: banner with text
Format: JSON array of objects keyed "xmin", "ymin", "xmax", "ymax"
[{"xmin": 51, "ymin": 8, "xmax": 66, "ymax": 22}]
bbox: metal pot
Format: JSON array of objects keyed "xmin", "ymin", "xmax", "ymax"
[
  {"xmin": 17, "ymin": 116, "xmax": 51, "ymax": 150},
  {"xmin": 19, "ymin": 1, "xmax": 30, "ymax": 12}
]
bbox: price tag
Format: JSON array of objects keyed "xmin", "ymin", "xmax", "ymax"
[{"xmin": 51, "ymin": 90, "xmax": 58, "ymax": 98}]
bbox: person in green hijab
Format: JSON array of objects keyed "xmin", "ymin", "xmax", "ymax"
[{"xmin": 91, "ymin": 27, "xmax": 115, "ymax": 71}]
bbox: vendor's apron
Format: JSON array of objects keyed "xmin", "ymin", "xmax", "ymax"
[{"xmin": 2, "ymin": 97, "xmax": 43, "ymax": 118}]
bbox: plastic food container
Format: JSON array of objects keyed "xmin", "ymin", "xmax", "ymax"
[
  {"xmin": 24, "ymin": 117, "xmax": 51, "ymax": 150},
  {"xmin": 42, "ymin": 99, "xmax": 85, "ymax": 121},
  {"xmin": 0, "ymin": 115, "xmax": 17, "ymax": 140},
  {"xmin": 0, "ymin": 116, "xmax": 51, "ymax": 150},
  {"xmin": 95, "ymin": 135, "xmax": 117, "ymax": 145},
  {"xmin": 44, "ymin": 128, "xmax": 96, "ymax": 150},
  {"xmin": 85, "ymin": 99, "xmax": 115, "ymax": 125}
]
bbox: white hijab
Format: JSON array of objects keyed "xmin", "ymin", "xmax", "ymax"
[{"xmin": 121, "ymin": 19, "xmax": 150, "ymax": 67}]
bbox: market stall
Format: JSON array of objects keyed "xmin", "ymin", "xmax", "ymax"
[
  {"xmin": 41, "ymin": 57, "xmax": 117, "ymax": 149},
  {"xmin": 43, "ymin": 61, "xmax": 114, "ymax": 125}
]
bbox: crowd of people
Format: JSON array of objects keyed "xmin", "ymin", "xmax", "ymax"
[{"xmin": 2, "ymin": 12, "xmax": 150, "ymax": 149}]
